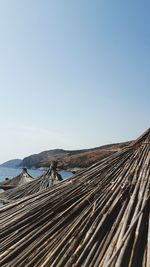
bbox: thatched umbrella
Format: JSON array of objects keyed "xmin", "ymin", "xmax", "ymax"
[
  {"xmin": 0, "ymin": 168, "xmax": 33, "ymax": 191},
  {"xmin": 0, "ymin": 128, "xmax": 149, "ymax": 267},
  {"xmin": 0, "ymin": 161, "xmax": 62, "ymax": 203}
]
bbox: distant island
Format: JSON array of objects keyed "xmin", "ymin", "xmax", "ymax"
[{"xmin": 0, "ymin": 159, "xmax": 22, "ymax": 169}]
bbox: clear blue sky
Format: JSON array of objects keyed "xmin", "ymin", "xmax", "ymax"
[{"xmin": 0, "ymin": 0, "xmax": 149, "ymax": 162}]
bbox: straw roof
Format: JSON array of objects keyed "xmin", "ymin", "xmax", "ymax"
[
  {"xmin": 0, "ymin": 128, "xmax": 149, "ymax": 267},
  {"xmin": 0, "ymin": 161, "xmax": 62, "ymax": 203},
  {"xmin": 0, "ymin": 168, "xmax": 33, "ymax": 191}
]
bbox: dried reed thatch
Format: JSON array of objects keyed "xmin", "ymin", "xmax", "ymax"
[
  {"xmin": 0, "ymin": 168, "xmax": 33, "ymax": 191},
  {"xmin": 0, "ymin": 161, "xmax": 62, "ymax": 203},
  {"xmin": 0, "ymin": 128, "xmax": 149, "ymax": 267}
]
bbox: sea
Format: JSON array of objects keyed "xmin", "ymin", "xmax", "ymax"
[{"xmin": 0, "ymin": 166, "xmax": 73, "ymax": 183}]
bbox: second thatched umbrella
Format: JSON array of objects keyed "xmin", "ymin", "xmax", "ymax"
[
  {"xmin": 0, "ymin": 168, "xmax": 33, "ymax": 191},
  {"xmin": 0, "ymin": 161, "xmax": 62, "ymax": 203}
]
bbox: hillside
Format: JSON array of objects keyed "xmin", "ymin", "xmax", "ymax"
[
  {"xmin": 0, "ymin": 159, "xmax": 22, "ymax": 169},
  {"xmin": 20, "ymin": 142, "xmax": 130, "ymax": 170}
]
